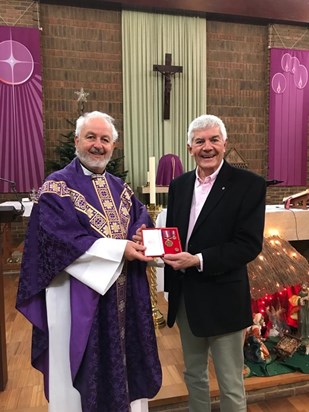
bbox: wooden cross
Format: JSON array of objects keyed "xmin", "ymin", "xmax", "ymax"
[{"xmin": 153, "ymin": 53, "xmax": 183, "ymax": 120}]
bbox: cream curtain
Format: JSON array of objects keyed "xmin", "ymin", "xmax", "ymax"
[{"xmin": 122, "ymin": 11, "xmax": 207, "ymax": 192}]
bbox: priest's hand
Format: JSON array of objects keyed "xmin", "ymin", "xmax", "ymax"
[
  {"xmin": 132, "ymin": 223, "xmax": 147, "ymax": 244},
  {"xmin": 162, "ymin": 252, "xmax": 200, "ymax": 271},
  {"xmin": 125, "ymin": 240, "xmax": 154, "ymax": 262}
]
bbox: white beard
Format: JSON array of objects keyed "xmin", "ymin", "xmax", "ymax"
[{"xmin": 76, "ymin": 149, "xmax": 112, "ymax": 172}]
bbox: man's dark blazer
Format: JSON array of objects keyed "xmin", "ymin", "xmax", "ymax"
[{"xmin": 164, "ymin": 160, "xmax": 266, "ymax": 337}]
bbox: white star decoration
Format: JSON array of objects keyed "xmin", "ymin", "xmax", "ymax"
[{"xmin": 75, "ymin": 87, "xmax": 89, "ymax": 102}]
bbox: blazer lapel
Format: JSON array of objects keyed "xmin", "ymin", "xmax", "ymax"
[{"xmin": 191, "ymin": 161, "xmax": 233, "ymax": 236}]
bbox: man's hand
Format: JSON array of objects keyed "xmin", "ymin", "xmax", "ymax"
[
  {"xmin": 124, "ymin": 240, "xmax": 154, "ymax": 262},
  {"xmin": 162, "ymin": 252, "xmax": 200, "ymax": 271}
]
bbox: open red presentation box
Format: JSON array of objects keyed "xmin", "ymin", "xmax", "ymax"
[{"xmin": 142, "ymin": 227, "xmax": 182, "ymax": 257}]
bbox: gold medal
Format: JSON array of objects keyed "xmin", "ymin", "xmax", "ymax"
[{"xmin": 165, "ymin": 239, "xmax": 173, "ymax": 247}]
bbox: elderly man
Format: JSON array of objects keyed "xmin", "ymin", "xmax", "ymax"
[
  {"xmin": 16, "ymin": 111, "xmax": 162, "ymax": 412},
  {"xmin": 163, "ymin": 114, "xmax": 266, "ymax": 412}
]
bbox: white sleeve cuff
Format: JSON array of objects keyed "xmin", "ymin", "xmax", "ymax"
[
  {"xmin": 65, "ymin": 238, "xmax": 127, "ymax": 295},
  {"xmin": 196, "ymin": 253, "xmax": 203, "ymax": 272}
]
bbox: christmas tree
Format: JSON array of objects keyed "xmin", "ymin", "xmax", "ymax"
[{"xmin": 47, "ymin": 88, "xmax": 128, "ymax": 181}]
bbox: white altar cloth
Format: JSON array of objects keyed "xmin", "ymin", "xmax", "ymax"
[
  {"xmin": 264, "ymin": 205, "xmax": 309, "ymax": 241},
  {"xmin": 155, "ymin": 205, "xmax": 309, "ymax": 293}
]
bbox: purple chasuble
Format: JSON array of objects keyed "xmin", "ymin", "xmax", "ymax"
[
  {"xmin": 16, "ymin": 158, "xmax": 162, "ymax": 412},
  {"xmin": 156, "ymin": 154, "xmax": 183, "ymax": 186}
]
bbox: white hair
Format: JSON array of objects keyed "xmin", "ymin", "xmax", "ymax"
[
  {"xmin": 187, "ymin": 114, "xmax": 227, "ymax": 146},
  {"xmin": 75, "ymin": 111, "xmax": 118, "ymax": 141}
]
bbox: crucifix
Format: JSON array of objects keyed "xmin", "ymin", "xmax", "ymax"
[{"xmin": 153, "ymin": 53, "xmax": 183, "ymax": 120}]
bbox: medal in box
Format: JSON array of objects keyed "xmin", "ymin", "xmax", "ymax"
[{"xmin": 142, "ymin": 227, "xmax": 182, "ymax": 257}]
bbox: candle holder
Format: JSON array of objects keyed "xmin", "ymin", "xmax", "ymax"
[
  {"xmin": 147, "ymin": 203, "xmax": 163, "ymax": 222},
  {"xmin": 146, "ymin": 203, "xmax": 166, "ymax": 329}
]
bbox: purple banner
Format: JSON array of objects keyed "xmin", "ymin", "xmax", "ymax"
[
  {"xmin": 0, "ymin": 26, "xmax": 43, "ymax": 193},
  {"xmin": 268, "ymin": 48, "xmax": 309, "ymax": 186}
]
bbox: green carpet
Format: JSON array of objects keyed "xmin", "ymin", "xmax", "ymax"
[
  {"xmin": 281, "ymin": 348, "xmax": 309, "ymax": 374},
  {"xmin": 245, "ymin": 338, "xmax": 309, "ymax": 377}
]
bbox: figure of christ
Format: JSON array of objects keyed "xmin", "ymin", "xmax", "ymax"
[{"xmin": 153, "ymin": 53, "xmax": 183, "ymax": 120}]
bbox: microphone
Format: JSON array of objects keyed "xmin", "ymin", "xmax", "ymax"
[
  {"xmin": 0, "ymin": 177, "xmax": 25, "ymax": 216},
  {"xmin": 266, "ymin": 179, "xmax": 284, "ymax": 187},
  {"xmin": 0, "ymin": 177, "xmax": 16, "ymax": 186}
]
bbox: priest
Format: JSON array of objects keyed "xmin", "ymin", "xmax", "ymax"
[{"xmin": 16, "ymin": 111, "xmax": 162, "ymax": 412}]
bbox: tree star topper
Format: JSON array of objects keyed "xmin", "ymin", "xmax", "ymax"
[{"xmin": 75, "ymin": 87, "xmax": 89, "ymax": 103}]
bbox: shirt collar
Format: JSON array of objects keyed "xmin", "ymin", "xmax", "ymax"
[
  {"xmin": 195, "ymin": 159, "xmax": 224, "ymax": 186},
  {"xmin": 80, "ymin": 162, "xmax": 105, "ymax": 177}
]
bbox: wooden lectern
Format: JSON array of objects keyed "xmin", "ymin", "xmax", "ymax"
[
  {"xmin": 283, "ymin": 189, "xmax": 309, "ymax": 210},
  {"xmin": 0, "ymin": 206, "xmax": 21, "ymax": 391}
]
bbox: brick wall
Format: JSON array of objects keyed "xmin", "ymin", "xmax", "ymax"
[
  {"xmin": 207, "ymin": 20, "xmax": 309, "ymax": 205},
  {"xmin": 0, "ymin": 0, "xmax": 37, "ymax": 27},
  {"xmin": 0, "ymin": 0, "xmax": 308, "ymax": 244},
  {"xmin": 207, "ymin": 21, "xmax": 268, "ymax": 177},
  {"xmin": 40, "ymin": 4, "xmax": 123, "ymax": 168}
]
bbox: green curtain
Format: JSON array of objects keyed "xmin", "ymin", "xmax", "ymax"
[{"xmin": 122, "ymin": 11, "xmax": 207, "ymax": 193}]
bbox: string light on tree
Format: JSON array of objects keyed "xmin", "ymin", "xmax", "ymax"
[
  {"xmin": 248, "ymin": 235, "xmax": 309, "ymax": 299},
  {"xmin": 74, "ymin": 87, "xmax": 90, "ymax": 114}
]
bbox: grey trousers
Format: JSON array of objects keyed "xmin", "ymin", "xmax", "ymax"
[{"xmin": 176, "ymin": 295, "xmax": 247, "ymax": 412}]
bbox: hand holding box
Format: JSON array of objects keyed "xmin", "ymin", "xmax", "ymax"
[{"xmin": 142, "ymin": 227, "xmax": 182, "ymax": 257}]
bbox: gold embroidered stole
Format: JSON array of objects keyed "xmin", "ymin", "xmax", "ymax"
[{"xmin": 91, "ymin": 175, "xmax": 131, "ymax": 370}]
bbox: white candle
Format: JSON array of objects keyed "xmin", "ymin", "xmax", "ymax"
[{"xmin": 149, "ymin": 156, "xmax": 156, "ymax": 204}]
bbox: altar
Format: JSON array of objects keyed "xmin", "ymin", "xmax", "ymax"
[
  {"xmin": 264, "ymin": 205, "xmax": 309, "ymax": 241},
  {"xmin": 154, "ymin": 205, "xmax": 309, "ymax": 293},
  {"xmin": 156, "ymin": 204, "xmax": 309, "ymax": 243}
]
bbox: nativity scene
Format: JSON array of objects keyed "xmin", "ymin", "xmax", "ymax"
[{"xmin": 1, "ymin": 1, "xmax": 309, "ymax": 412}]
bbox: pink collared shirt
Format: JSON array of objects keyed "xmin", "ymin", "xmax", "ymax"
[{"xmin": 186, "ymin": 161, "xmax": 223, "ymax": 270}]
